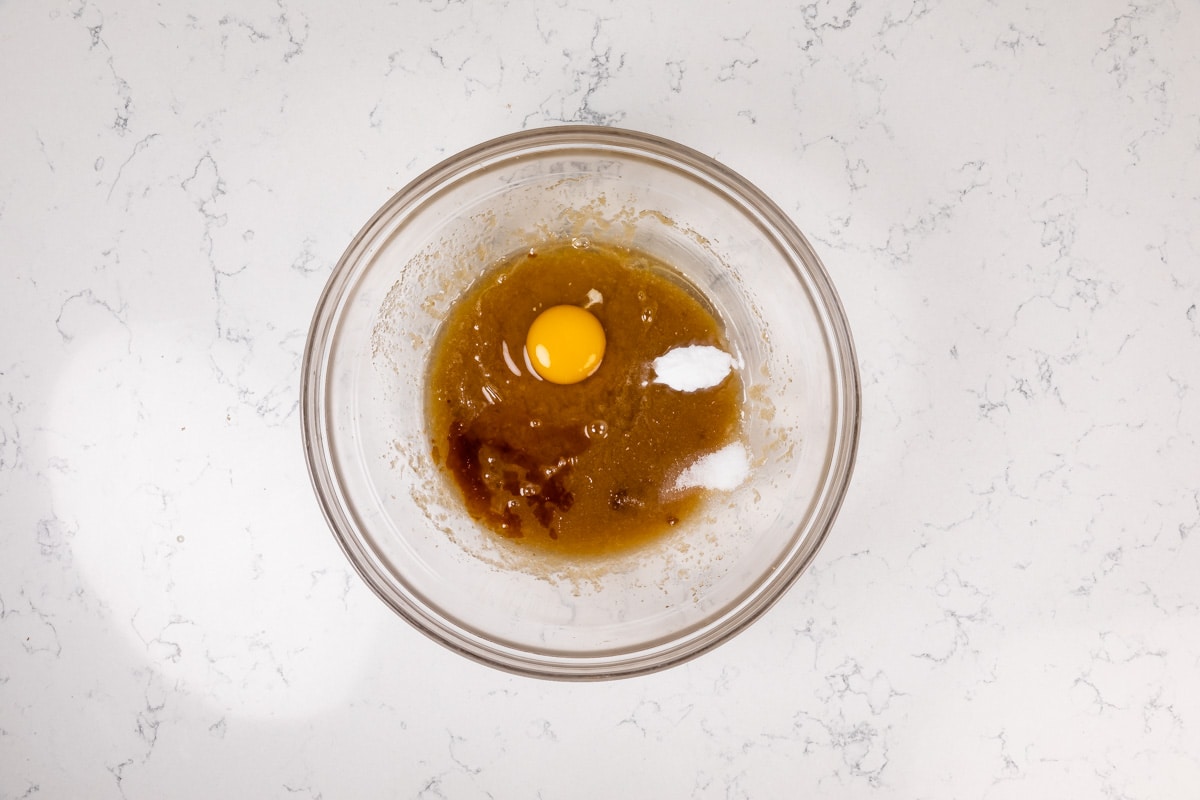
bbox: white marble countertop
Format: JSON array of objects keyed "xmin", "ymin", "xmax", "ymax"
[{"xmin": 3, "ymin": 0, "xmax": 1199, "ymax": 796}]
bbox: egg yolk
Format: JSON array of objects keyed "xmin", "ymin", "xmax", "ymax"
[{"xmin": 525, "ymin": 304, "xmax": 606, "ymax": 384}]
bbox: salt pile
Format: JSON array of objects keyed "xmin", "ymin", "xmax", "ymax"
[{"xmin": 672, "ymin": 442, "xmax": 750, "ymax": 492}]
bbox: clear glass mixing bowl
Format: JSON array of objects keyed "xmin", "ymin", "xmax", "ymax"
[{"xmin": 301, "ymin": 126, "xmax": 860, "ymax": 679}]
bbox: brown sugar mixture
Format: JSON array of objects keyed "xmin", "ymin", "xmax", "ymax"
[{"xmin": 426, "ymin": 239, "xmax": 743, "ymax": 557}]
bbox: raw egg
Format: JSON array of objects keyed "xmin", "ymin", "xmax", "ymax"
[{"xmin": 525, "ymin": 304, "xmax": 606, "ymax": 384}]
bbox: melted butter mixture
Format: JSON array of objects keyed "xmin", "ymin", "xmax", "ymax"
[{"xmin": 427, "ymin": 239, "xmax": 743, "ymax": 557}]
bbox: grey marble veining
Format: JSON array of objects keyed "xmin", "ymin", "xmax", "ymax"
[{"xmin": 2, "ymin": 0, "xmax": 1199, "ymax": 797}]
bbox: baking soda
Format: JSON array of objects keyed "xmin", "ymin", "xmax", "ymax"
[{"xmin": 652, "ymin": 345, "xmax": 734, "ymax": 392}]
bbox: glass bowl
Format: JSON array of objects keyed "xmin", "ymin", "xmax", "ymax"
[{"xmin": 301, "ymin": 126, "xmax": 860, "ymax": 679}]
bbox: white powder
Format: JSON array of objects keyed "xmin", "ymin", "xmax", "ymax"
[
  {"xmin": 652, "ymin": 345, "xmax": 734, "ymax": 392},
  {"xmin": 672, "ymin": 442, "xmax": 750, "ymax": 492}
]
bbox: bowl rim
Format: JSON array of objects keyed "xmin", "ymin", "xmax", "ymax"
[{"xmin": 300, "ymin": 124, "xmax": 861, "ymax": 680}]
